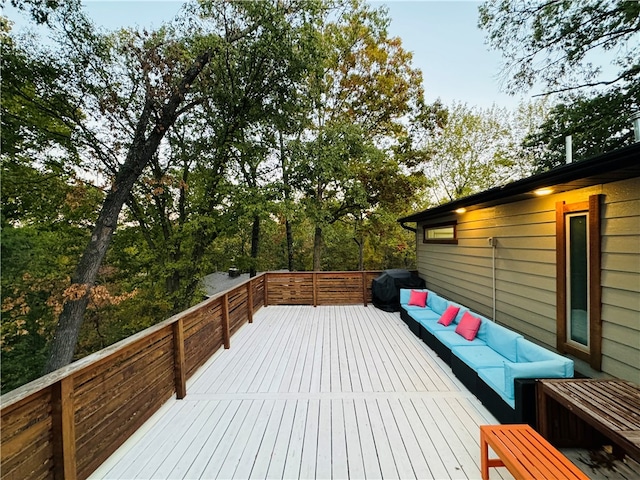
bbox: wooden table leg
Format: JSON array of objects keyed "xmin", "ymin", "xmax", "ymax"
[
  {"xmin": 481, "ymin": 429, "xmax": 489, "ymax": 480},
  {"xmin": 537, "ymin": 381, "xmax": 549, "ymax": 439}
]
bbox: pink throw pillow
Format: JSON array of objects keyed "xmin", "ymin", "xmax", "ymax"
[
  {"xmin": 455, "ymin": 312, "xmax": 482, "ymax": 340},
  {"xmin": 438, "ymin": 305, "xmax": 460, "ymax": 326},
  {"xmin": 408, "ymin": 290, "xmax": 428, "ymax": 308}
]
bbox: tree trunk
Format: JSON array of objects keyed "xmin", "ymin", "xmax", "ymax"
[
  {"xmin": 279, "ymin": 131, "xmax": 294, "ymax": 271},
  {"xmin": 285, "ymin": 219, "xmax": 294, "ymax": 271},
  {"xmin": 313, "ymin": 225, "xmax": 323, "ymax": 271},
  {"xmin": 250, "ymin": 215, "xmax": 260, "ymax": 277},
  {"xmin": 43, "ymin": 50, "xmax": 215, "ymax": 373},
  {"xmin": 44, "ymin": 143, "xmax": 156, "ymax": 372},
  {"xmin": 354, "ymin": 237, "xmax": 364, "ymax": 271}
]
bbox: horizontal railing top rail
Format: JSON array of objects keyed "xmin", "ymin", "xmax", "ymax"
[{"xmin": 0, "ymin": 270, "xmax": 382, "ymax": 480}]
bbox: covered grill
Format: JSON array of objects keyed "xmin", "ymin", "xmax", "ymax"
[{"xmin": 371, "ymin": 269, "xmax": 425, "ymax": 312}]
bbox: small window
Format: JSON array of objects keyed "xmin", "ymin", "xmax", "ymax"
[{"xmin": 423, "ymin": 221, "xmax": 457, "ymax": 244}]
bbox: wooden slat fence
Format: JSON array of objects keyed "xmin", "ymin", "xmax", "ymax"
[{"xmin": 0, "ymin": 271, "xmax": 382, "ymax": 480}]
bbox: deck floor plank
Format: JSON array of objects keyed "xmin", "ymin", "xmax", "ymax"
[
  {"xmin": 342, "ymin": 398, "xmax": 366, "ymax": 479},
  {"xmin": 92, "ymin": 305, "xmax": 513, "ymax": 480},
  {"xmin": 279, "ymin": 399, "xmax": 309, "ymax": 480}
]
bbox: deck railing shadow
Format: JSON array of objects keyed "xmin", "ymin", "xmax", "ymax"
[{"xmin": 0, "ymin": 271, "xmax": 381, "ymax": 480}]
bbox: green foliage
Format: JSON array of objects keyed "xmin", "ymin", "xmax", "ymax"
[
  {"xmin": 1, "ymin": 0, "xmax": 429, "ymax": 392},
  {"xmin": 479, "ymin": 0, "xmax": 640, "ymax": 95},
  {"xmin": 524, "ymin": 85, "xmax": 639, "ymax": 171},
  {"xmin": 479, "ymin": 0, "xmax": 640, "ymax": 172},
  {"xmin": 420, "ymin": 102, "xmax": 537, "ymax": 204}
]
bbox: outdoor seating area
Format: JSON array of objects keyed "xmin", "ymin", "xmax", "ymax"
[
  {"xmin": 2, "ymin": 272, "xmax": 637, "ymax": 479},
  {"xmin": 399, "ymin": 288, "xmax": 574, "ymax": 425}
]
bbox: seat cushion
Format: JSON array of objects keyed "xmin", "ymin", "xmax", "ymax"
[
  {"xmin": 411, "ymin": 308, "xmax": 441, "ymax": 324},
  {"xmin": 452, "ymin": 345, "xmax": 509, "ymax": 370},
  {"xmin": 435, "ymin": 330, "xmax": 487, "ymax": 349},
  {"xmin": 403, "ymin": 304, "xmax": 434, "ymax": 316},
  {"xmin": 422, "ymin": 317, "xmax": 455, "ymax": 335}
]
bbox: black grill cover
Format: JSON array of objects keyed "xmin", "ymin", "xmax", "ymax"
[{"xmin": 372, "ymin": 269, "xmax": 425, "ymax": 312}]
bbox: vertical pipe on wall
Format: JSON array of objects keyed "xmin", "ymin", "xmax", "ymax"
[
  {"xmin": 492, "ymin": 242, "xmax": 496, "ymax": 320},
  {"xmin": 488, "ymin": 237, "xmax": 497, "ymax": 320}
]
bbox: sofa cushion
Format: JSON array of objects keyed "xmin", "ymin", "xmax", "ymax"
[
  {"xmin": 400, "ymin": 288, "xmax": 430, "ymax": 305},
  {"xmin": 429, "ymin": 294, "xmax": 448, "ymax": 315},
  {"xmin": 411, "ymin": 308, "xmax": 441, "ymax": 324},
  {"xmin": 485, "ymin": 322, "xmax": 522, "ymax": 362},
  {"xmin": 504, "ymin": 360, "xmax": 570, "ymax": 397},
  {"xmin": 438, "ymin": 305, "xmax": 460, "ymax": 326},
  {"xmin": 452, "ymin": 345, "xmax": 509, "ymax": 370},
  {"xmin": 422, "ymin": 317, "xmax": 455, "ymax": 335},
  {"xmin": 408, "ymin": 289, "xmax": 428, "ymax": 307},
  {"xmin": 452, "ymin": 303, "xmax": 469, "ymax": 324},
  {"xmin": 516, "ymin": 337, "xmax": 573, "ymax": 376},
  {"xmin": 455, "ymin": 312, "xmax": 482, "ymax": 340},
  {"xmin": 478, "ymin": 367, "xmax": 515, "ymax": 408},
  {"xmin": 435, "ymin": 330, "xmax": 487, "ymax": 350}
]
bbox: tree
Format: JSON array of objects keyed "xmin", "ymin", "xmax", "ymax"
[
  {"xmin": 478, "ymin": 0, "xmax": 640, "ymax": 95},
  {"xmin": 479, "ymin": 0, "xmax": 640, "ymax": 170},
  {"xmin": 7, "ymin": 0, "xmax": 325, "ymax": 373},
  {"xmin": 524, "ymin": 85, "xmax": 639, "ymax": 171},
  {"xmin": 292, "ymin": 0, "xmax": 428, "ymax": 269},
  {"xmin": 421, "ymin": 102, "xmax": 537, "ymax": 205}
]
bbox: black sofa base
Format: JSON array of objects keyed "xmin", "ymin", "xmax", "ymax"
[
  {"xmin": 400, "ymin": 307, "xmax": 421, "ymax": 337},
  {"xmin": 420, "ymin": 328, "xmax": 452, "ymax": 365},
  {"xmin": 451, "ymin": 354, "xmax": 480, "ymax": 397},
  {"xmin": 476, "ymin": 377, "xmax": 538, "ymax": 426}
]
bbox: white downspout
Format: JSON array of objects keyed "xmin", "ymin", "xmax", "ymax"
[{"xmin": 488, "ymin": 237, "xmax": 496, "ymax": 319}]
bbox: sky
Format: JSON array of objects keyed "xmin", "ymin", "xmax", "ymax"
[{"xmin": 4, "ymin": 0, "xmax": 538, "ymax": 110}]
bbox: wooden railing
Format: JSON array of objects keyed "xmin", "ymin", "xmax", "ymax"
[{"xmin": 0, "ymin": 271, "xmax": 381, "ymax": 480}]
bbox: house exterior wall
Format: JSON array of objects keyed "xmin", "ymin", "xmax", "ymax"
[{"xmin": 415, "ymin": 176, "xmax": 640, "ymax": 383}]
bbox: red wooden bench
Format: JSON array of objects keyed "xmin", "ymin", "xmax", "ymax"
[{"xmin": 480, "ymin": 424, "xmax": 589, "ymax": 480}]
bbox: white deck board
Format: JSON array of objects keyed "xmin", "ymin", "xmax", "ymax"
[{"xmin": 92, "ymin": 305, "xmax": 519, "ymax": 480}]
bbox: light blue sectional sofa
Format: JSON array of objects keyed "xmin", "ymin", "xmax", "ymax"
[{"xmin": 399, "ymin": 288, "xmax": 574, "ymax": 425}]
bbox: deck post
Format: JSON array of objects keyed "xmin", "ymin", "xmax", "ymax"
[
  {"xmin": 173, "ymin": 318, "xmax": 187, "ymax": 399},
  {"xmin": 362, "ymin": 272, "xmax": 368, "ymax": 307},
  {"xmin": 51, "ymin": 376, "xmax": 77, "ymax": 480},
  {"xmin": 247, "ymin": 280, "xmax": 254, "ymax": 323},
  {"xmin": 312, "ymin": 272, "xmax": 318, "ymax": 307},
  {"xmin": 264, "ymin": 273, "xmax": 269, "ymax": 307},
  {"xmin": 222, "ymin": 293, "xmax": 231, "ymax": 349}
]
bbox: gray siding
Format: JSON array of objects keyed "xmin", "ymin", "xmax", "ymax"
[
  {"xmin": 416, "ymin": 178, "xmax": 640, "ymax": 383},
  {"xmin": 599, "ymin": 178, "xmax": 640, "ymax": 383}
]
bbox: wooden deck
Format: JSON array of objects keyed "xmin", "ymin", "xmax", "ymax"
[{"xmin": 90, "ymin": 305, "xmax": 511, "ymax": 480}]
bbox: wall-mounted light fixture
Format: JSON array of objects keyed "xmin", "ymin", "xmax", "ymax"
[
  {"xmin": 455, "ymin": 208, "xmax": 466, "ymax": 214},
  {"xmin": 534, "ymin": 188, "xmax": 553, "ymax": 196}
]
